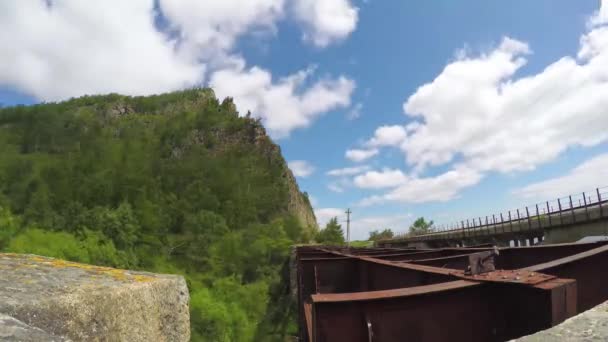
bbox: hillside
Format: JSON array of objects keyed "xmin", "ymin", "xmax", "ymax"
[{"xmin": 0, "ymin": 89, "xmax": 317, "ymax": 341}]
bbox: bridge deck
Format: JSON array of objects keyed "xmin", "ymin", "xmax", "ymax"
[{"xmin": 378, "ymin": 195, "xmax": 608, "ymax": 248}]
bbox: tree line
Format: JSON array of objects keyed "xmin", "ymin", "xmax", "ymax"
[{"xmin": 316, "ymin": 216, "xmax": 435, "ymax": 245}]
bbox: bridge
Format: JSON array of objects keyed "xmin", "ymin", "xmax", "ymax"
[
  {"xmin": 377, "ymin": 187, "xmax": 608, "ymax": 249},
  {"xmin": 296, "ymin": 241, "xmax": 608, "ymax": 341}
]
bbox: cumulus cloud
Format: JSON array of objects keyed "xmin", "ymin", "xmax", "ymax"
[
  {"xmin": 359, "ymin": 166, "xmax": 482, "ymax": 205},
  {"xmin": 366, "ymin": 125, "xmax": 408, "ymax": 147},
  {"xmin": 353, "ymin": 2, "xmax": 608, "ymax": 204},
  {"xmin": 0, "ymin": 0, "xmax": 358, "ymax": 137},
  {"xmin": 288, "ymin": 160, "xmax": 316, "ymax": 177},
  {"xmin": 514, "ymin": 153, "xmax": 608, "ymax": 200},
  {"xmin": 345, "ymin": 148, "xmax": 378, "ymax": 162},
  {"xmin": 0, "ymin": 1, "xmax": 203, "ymax": 101},
  {"xmin": 159, "ymin": 0, "xmax": 284, "ymax": 56},
  {"xmin": 401, "ymin": 29, "xmax": 608, "ymax": 174},
  {"xmin": 292, "ymin": 0, "xmax": 358, "ymax": 47},
  {"xmin": 210, "ymin": 64, "xmax": 354, "ymax": 137},
  {"xmin": 326, "ymin": 165, "xmax": 370, "ymax": 176},
  {"xmin": 353, "ymin": 168, "xmax": 408, "ymax": 189},
  {"xmin": 589, "ymin": 0, "xmax": 608, "ymax": 27}
]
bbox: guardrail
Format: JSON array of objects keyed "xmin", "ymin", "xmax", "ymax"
[{"xmin": 389, "ymin": 186, "xmax": 608, "ymax": 242}]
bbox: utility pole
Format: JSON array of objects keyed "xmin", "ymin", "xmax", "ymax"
[{"xmin": 345, "ymin": 208, "xmax": 352, "ymax": 248}]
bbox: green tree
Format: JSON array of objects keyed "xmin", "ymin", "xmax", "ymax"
[
  {"xmin": 409, "ymin": 217, "xmax": 434, "ymax": 236},
  {"xmin": 317, "ymin": 217, "xmax": 345, "ymax": 245},
  {"xmin": 369, "ymin": 228, "xmax": 394, "ymax": 241}
]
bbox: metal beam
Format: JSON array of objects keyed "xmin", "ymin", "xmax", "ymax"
[{"xmin": 297, "ymin": 243, "xmax": 608, "ymax": 342}]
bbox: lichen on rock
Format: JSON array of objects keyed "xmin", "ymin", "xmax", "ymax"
[{"xmin": 0, "ymin": 253, "xmax": 190, "ymax": 342}]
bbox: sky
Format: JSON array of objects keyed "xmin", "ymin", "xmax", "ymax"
[{"xmin": 1, "ymin": 0, "xmax": 608, "ymax": 240}]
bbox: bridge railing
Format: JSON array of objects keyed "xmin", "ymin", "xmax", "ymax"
[{"xmin": 389, "ymin": 186, "xmax": 608, "ymax": 242}]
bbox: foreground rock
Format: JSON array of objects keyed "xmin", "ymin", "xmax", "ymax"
[
  {"xmin": 0, "ymin": 254, "xmax": 190, "ymax": 341},
  {"xmin": 515, "ymin": 300, "xmax": 608, "ymax": 341},
  {"xmin": 0, "ymin": 313, "xmax": 68, "ymax": 341}
]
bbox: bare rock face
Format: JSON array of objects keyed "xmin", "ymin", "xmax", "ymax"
[
  {"xmin": 0, "ymin": 314, "xmax": 68, "ymax": 341},
  {"xmin": 0, "ymin": 254, "xmax": 190, "ymax": 342}
]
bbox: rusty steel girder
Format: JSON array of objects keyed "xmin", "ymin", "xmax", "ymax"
[{"xmin": 296, "ymin": 241, "xmax": 608, "ymax": 342}]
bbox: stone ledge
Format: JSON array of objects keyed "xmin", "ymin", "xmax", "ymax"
[
  {"xmin": 515, "ymin": 300, "xmax": 608, "ymax": 341},
  {"xmin": 0, "ymin": 254, "xmax": 190, "ymax": 341}
]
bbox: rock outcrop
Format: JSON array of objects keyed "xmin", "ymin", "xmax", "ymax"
[{"xmin": 0, "ymin": 254, "xmax": 190, "ymax": 341}]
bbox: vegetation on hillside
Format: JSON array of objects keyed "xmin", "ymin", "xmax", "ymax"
[{"xmin": 0, "ymin": 89, "xmax": 317, "ymax": 341}]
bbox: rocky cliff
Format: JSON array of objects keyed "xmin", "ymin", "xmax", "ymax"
[
  {"xmin": 0, "ymin": 253, "xmax": 190, "ymax": 341},
  {"xmin": 284, "ymin": 168, "xmax": 317, "ymax": 229}
]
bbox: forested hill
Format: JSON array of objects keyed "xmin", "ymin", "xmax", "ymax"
[{"xmin": 0, "ymin": 89, "xmax": 318, "ymax": 341}]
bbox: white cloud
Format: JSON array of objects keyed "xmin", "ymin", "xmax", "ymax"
[
  {"xmin": 514, "ymin": 153, "xmax": 608, "ymax": 200},
  {"xmin": 0, "ymin": 0, "xmax": 358, "ymax": 137},
  {"xmin": 353, "ymin": 2, "xmax": 608, "ymax": 204},
  {"xmin": 359, "ymin": 166, "xmax": 482, "ymax": 205},
  {"xmin": 353, "ymin": 168, "xmax": 408, "ymax": 189},
  {"xmin": 401, "ymin": 30, "xmax": 608, "ymax": 173},
  {"xmin": 159, "ymin": 0, "xmax": 284, "ymax": 57},
  {"xmin": 0, "ymin": 1, "xmax": 203, "ymax": 101},
  {"xmin": 366, "ymin": 125, "xmax": 408, "ymax": 147},
  {"xmin": 589, "ymin": 0, "xmax": 608, "ymax": 27},
  {"xmin": 327, "ymin": 165, "xmax": 370, "ymax": 176},
  {"xmin": 292, "ymin": 0, "xmax": 358, "ymax": 47},
  {"xmin": 345, "ymin": 148, "xmax": 378, "ymax": 162},
  {"xmin": 210, "ymin": 64, "xmax": 355, "ymax": 137},
  {"xmin": 288, "ymin": 160, "xmax": 316, "ymax": 177}
]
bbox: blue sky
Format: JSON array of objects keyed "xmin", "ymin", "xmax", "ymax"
[{"xmin": 1, "ymin": 0, "xmax": 608, "ymax": 239}]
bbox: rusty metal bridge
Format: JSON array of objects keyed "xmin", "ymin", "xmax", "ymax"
[
  {"xmin": 378, "ymin": 187, "xmax": 608, "ymax": 248},
  {"xmin": 296, "ymin": 241, "xmax": 608, "ymax": 341}
]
